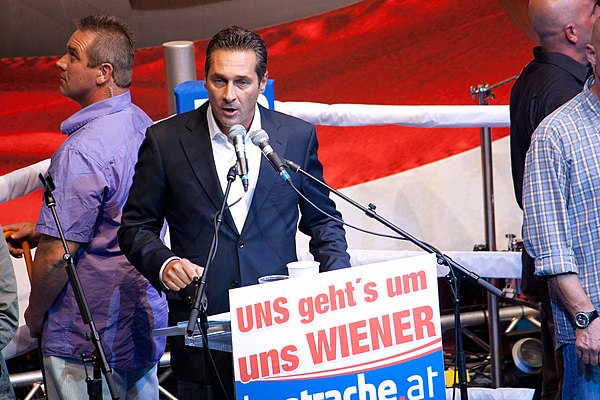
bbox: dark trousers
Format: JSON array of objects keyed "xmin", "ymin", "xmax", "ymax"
[
  {"xmin": 168, "ymin": 299, "xmax": 234, "ymax": 400},
  {"xmin": 522, "ymin": 250, "xmax": 563, "ymax": 400}
]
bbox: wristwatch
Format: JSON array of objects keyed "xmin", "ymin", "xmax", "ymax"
[{"xmin": 574, "ymin": 310, "xmax": 599, "ymax": 329}]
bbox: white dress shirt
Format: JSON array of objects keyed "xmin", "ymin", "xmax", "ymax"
[{"xmin": 207, "ymin": 105, "xmax": 263, "ymax": 233}]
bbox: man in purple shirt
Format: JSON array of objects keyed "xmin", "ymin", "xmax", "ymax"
[{"xmin": 4, "ymin": 15, "xmax": 167, "ymax": 399}]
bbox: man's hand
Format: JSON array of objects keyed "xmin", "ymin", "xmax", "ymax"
[
  {"xmin": 24, "ymin": 306, "xmax": 44, "ymax": 338},
  {"xmin": 162, "ymin": 258, "xmax": 204, "ymax": 291},
  {"xmin": 576, "ymin": 318, "xmax": 600, "ymax": 365},
  {"xmin": 549, "ymin": 273, "xmax": 600, "ymax": 365},
  {"xmin": 2, "ymin": 222, "xmax": 40, "ymax": 258}
]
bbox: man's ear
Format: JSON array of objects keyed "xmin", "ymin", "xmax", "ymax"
[
  {"xmin": 586, "ymin": 43, "xmax": 597, "ymax": 67},
  {"xmin": 564, "ymin": 23, "xmax": 578, "ymax": 45},
  {"xmin": 96, "ymin": 63, "xmax": 113, "ymax": 85},
  {"xmin": 259, "ymin": 71, "xmax": 268, "ymax": 94}
]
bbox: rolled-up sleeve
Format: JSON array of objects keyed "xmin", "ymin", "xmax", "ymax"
[{"xmin": 523, "ymin": 124, "xmax": 578, "ymax": 277}]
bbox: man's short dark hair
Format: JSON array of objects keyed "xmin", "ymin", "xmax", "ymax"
[
  {"xmin": 205, "ymin": 26, "xmax": 268, "ymax": 82},
  {"xmin": 74, "ymin": 15, "xmax": 135, "ymax": 88}
]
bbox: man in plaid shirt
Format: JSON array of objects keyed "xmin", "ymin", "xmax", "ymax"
[{"xmin": 524, "ymin": 16, "xmax": 600, "ymax": 399}]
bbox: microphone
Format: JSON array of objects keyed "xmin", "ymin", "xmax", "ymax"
[
  {"xmin": 228, "ymin": 124, "xmax": 249, "ymax": 192},
  {"xmin": 249, "ymin": 129, "xmax": 291, "ymax": 181}
]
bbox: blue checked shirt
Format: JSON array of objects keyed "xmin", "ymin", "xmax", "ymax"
[{"xmin": 523, "ymin": 76, "xmax": 600, "ymax": 346}]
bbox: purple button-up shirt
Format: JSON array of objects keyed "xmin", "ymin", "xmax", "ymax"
[{"xmin": 36, "ymin": 92, "xmax": 167, "ymax": 370}]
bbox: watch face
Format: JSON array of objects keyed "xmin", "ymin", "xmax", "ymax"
[{"xmin": 575, "ymin": 313, "xmax": 590, "ymax": 329}]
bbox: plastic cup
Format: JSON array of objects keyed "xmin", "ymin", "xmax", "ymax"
[
  {"xmin": 286, "ymin": 261, "xmax": 320, "ymax": 278},
  {"xmin": 257, "ymin": 274, "xmax": 289, "ymax": 284}
]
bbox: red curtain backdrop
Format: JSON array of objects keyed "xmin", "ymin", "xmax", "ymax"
[{"xmin": 0, "ymin": 0, "xmax": 533, "ymax": 224}]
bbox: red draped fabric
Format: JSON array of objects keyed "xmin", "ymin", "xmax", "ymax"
[{"xmin": 0, "ymin": 0, "xmax": 533, "ymax": 223}]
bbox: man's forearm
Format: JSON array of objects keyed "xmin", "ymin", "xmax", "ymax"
[
  {"xmin": 548, "ymin": 273, "xmax": 595, "ymax": 317},
  {"xmin": 27, "ymin": 235, "xmax": 78, "ymax": 321}
]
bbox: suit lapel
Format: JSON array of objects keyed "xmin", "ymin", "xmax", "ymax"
[
  {"xmin": 243, "ymin": 107, "xmax": 287, "ymax": 232},
  {"xmin": 179, "ymin": 104, "xmax": 238, "ymax": 233}
]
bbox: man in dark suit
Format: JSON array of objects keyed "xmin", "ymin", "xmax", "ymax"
[{"xmin": 118, "ymin": 26, "xmax": 350, "ymax": 399}]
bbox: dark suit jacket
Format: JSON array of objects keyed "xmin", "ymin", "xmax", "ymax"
[{"xmin": 119, "ymin": 102, "xmax": 350, "ymax": 315}]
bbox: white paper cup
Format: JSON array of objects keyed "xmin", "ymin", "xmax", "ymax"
[
  {"xmin": 257, "ymin": 275, "xmax": 289, "ymax": 284},
  {"xmin": 286, "ymin": 261, "xmax": 320, "ymax": 278}
]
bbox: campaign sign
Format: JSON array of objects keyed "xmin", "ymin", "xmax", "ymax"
[{"xmin": 229, "ymin": 254, "xmax": 446, "ymax": 400}]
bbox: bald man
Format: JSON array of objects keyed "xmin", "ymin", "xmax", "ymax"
[
  {"xmin": 523, "ymin": 16, "xmax": 600, "ymax": 398},
  {"xmin": 510, "ymin": 1, "xmax": 599, "ymax": 398}
]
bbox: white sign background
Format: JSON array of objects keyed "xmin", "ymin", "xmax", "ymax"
[{"xmin": 230, "ymin": 254, "xmax": 446, "ymax": 399}]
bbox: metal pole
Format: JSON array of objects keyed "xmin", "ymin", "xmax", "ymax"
[
  {"xmin": 480, "ymin": 121, "xmax": 502, "ymax": 387},
  {"xmin": 440, "ymin": 305, "xmax": 538, "ymax": 331},
  {"xmin": 480, "ymin": 124, "xmax": 497, "ymax": 252},
  {"xmin": 163, "ymin": 41, "xmax": 197, "ymax": 115},
  {"xmin": 470, "ymin": 78, "xmax": 516, "ymax": 388}
]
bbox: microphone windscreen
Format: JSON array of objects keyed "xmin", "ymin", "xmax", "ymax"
[
  {"xmin": 228, "ymin": 124, "xmax": 246, "ymax": 140},
  {"xmin": 249, "ymin": 129, "xmax": 269, "ymax": 146}
]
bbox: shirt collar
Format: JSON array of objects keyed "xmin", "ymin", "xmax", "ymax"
[
  {"xmin": 207, "ymin": 104, "xmax": 262, "ymax": 142},
  {"xmin": 60, "ymin": 91, "xmax": 132, "ymax": 136},
  {"xmin": 533, "ymin": 46, "xmax": 591, "ymax": 84},
  {"xmin": 583, "ymin": 76, "xmax": 600, "ymax": 114}
]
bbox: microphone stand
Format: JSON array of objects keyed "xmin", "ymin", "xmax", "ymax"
[
  {"xmin": 186, "ymin": 164, "xmax": 238, "ymax": 400},
  {"xmin": 285, "ymin": 160, "xmax": 504, "ymax": 400},
  {"xmin": 38, "ymin": 173, "xmax": 119, "ymax": 400}
]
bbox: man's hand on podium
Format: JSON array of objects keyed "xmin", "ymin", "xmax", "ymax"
[{"xmin": 163, "ymin": 258, "xmax": 204, "ymax": 291}]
